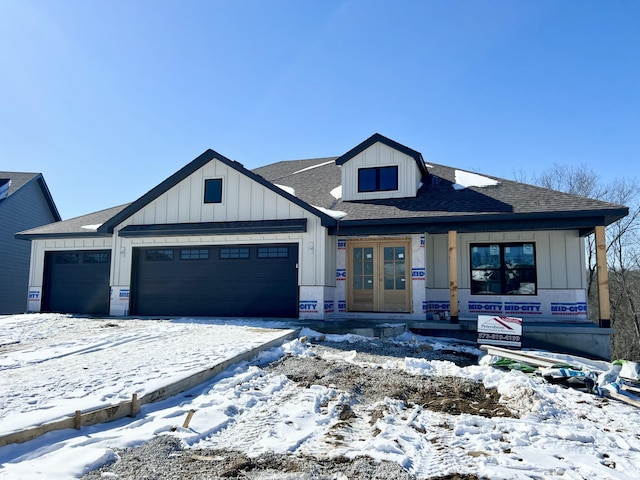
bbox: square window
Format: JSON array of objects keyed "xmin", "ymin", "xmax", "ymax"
[
  {"xmin": 358, "ymin": 168, "xmax": 377, "ymax": 192},
  {"xmin": 204, "ymin": 178, "xmax": 223, "ymax": 203},
  {"xmin": 471, "ymin": 243, "xmax": 537, "ymax": 295}
]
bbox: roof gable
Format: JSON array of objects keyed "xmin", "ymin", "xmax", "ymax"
[
  {"xmin": 0, "ymin": 171, "xmax": 61, "ymax": 221},
  {"xmin": 98, "ymin": 149, "xmax": 336, "ymax": 234},
  {"xmin": 334, "ymin": 134, "xmax": 429, "ymax": 201},
  {"xmin": 335, "ymin": 133, "xmax": 428, "ymax": 178}
]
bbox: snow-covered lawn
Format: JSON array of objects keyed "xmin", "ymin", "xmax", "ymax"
[{"xmin": 1, "ymin": 314, "xmax": 639, "ymax": 479}]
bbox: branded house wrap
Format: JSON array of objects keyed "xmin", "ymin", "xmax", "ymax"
[{"xmin": 17, "ymin": 134, "xmax": 628, "ymax": 357}]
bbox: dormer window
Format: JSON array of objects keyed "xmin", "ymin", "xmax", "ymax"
[
  {"xmin": 336, "ymin": 134, "xmax": 426, "ymax": 200},
  {"xmin": 358, "ymin": 166, "xmax": 398, "ymax": 193}
]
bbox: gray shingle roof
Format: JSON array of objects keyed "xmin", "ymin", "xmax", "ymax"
[
  {"xmin": 0, "ymin": 172, "xmax": 40, "ymax": 197},
  {"xmin": 0, "ymin": 171, "xmax": 61, "ymax": 221},
  {"xmin": 16, "ymin": 204, "xmax": 130, "ymax": 238},
  {"xmin": 253, "ymin": 159, "xmax": 628, "ymax": 234},
  {"xmin": 17, "ymin": 144, "xmax": 629, "ymax": 239}
]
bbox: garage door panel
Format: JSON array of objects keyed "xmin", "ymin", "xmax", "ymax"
[
  {"xmin": 43, "ymin": 250, "xmax": 111, "ymax": 315},
  {"xmin": 132, "ymin": 244, "xmax": 298, "ymax": 318}
]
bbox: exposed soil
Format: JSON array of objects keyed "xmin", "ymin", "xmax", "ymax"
[{"xmin": 83, "ymin": 337, "xmax": 507, "ymax": 479}]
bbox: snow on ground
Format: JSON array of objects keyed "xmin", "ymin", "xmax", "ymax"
[
  {"xmin": 1, "ymin": 314, "xmax": 639, "ymax": 479},
  {"xmin": 0, "ymin": 314, "xmax": 293, "ymax": 436}
]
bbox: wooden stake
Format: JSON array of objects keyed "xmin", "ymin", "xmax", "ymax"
[
  {"xmin": 182, "ymin": 409, "xmax": 196, "ymax": 429},
  {"xmin": 130, "ymin": 393, "xmax": 139, "ymax": 418}
]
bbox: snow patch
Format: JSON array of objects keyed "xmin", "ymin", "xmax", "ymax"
[
  {"xmin": 80, "ymin": 224, "xmax": 102, "ymax": 231},
  {"xmin": 330, "ymin": 185, "xmax": 342, "ymax": 199},
  {"xmin": 313, "ymin": 205, "xmax": 347, "ymax": 219},
  {"xmin": 291, "ymin": 159, "xmax": 335, "ymax": 175},
  {"xmin": 274, "ymin": 184, "xmax": 296, "ymax": 196},
  {"xmin": 452, "ymin": 170, "xmax": 499, "ymax": 190}
]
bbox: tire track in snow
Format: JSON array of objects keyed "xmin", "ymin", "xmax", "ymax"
[{"xmin": 188, "ymin": 370, "xmax": 339, "ymax": 455}]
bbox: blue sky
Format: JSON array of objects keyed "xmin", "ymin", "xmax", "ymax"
[{"xmin": 1, "ymin": 0, "xmax": 638, "ymax": 220}]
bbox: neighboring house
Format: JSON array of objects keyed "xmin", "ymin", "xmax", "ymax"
[
  {"xmin": 16, "ymin": 134, "xmax": 628, "ymax": 358},
  {"xmin": 0, "ymin": 172, "xmax": 60, "ymax": 314}
]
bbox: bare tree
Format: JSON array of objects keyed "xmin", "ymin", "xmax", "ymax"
[{"xmin": 515, "ymin": 164, "xmax": 640, "ymax": 360}]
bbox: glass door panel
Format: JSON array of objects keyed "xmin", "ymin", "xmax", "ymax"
[
  {"xmin": 381, "ymin": 245, "xmax": 408, "ymax": 312},
  {"xmin": 349, "ymin": 245, "xmax": 376, "ymax": 311},
  {"xmin": 347, "ymin": 241, "xmax": 411, "ymax": 313}
]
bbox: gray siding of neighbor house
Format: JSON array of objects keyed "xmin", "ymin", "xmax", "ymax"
[{"xmin": 0, "ymin": 180, "xmax": 58, "ymax": 313}]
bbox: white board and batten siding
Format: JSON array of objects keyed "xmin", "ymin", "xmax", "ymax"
[
  {"xmin": 111, "ymin": 158, "xmax": 332, "ymax": 288},
  {"xmin": 126, "ymin": 162, "xmax": 303, "ymax": 225},
  {"xmin": 425, "ymin": 230, "xmax": 587, "ymax": 290},
  {"xmin": 340, "ymin": 141, "xmax": 422, "ymax": 201}
]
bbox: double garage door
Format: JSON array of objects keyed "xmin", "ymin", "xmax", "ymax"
[
  {"xmin": 131, "ymin": 244, "xmax": 299, "ymax": 318},
  {"xmin": 42, "ymin": 244, "xmax": 299, "ymax": 318}
]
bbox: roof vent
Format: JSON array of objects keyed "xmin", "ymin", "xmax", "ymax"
[{"xmin": 0, "ymin": 179, "xmax": 10, "ymax": 201}]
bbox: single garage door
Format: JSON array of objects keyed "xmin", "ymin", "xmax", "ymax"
[
  {"xmin": 42, "ymin": 250, "xmax": 111, "ymax": 315},
  {"xmin": 131, "ymin": 244, "xmax": 299, "ymax": 318}
]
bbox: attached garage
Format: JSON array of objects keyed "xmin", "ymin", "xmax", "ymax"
[
  {"xmin": 42, "ymin": 250, "xmax": 111, "ymax": 315},
  {"xmin": 130, "ymin": 244, "xmax": 299, "ymax": 318}
]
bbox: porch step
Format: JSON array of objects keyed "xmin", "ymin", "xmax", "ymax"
[{"xmin": 298, "ymin": 320, "xmax": 407, "ymax": 338}]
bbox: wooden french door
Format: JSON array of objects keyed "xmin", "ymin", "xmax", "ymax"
[{"xmin": 347, "ymin": 239, "xmax": 411, "ymax": 313}]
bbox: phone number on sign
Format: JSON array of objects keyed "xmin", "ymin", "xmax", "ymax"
[{"xmin": 478, "ymin": 333, "xmax": 521, "ymax": 342}]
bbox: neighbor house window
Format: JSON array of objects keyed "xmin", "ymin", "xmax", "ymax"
[
  {"xmin": 470, "ymin": 243, "xmax": 536, "ymax": 295},
  {"xmin": 358, "ymin": 166, "xmax": 398, "ymax": 192},
  {"xmin": 204, "ymin": 178, "xmax": 223, "ymax": 203}
]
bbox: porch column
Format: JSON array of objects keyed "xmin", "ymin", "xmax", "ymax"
[
  {"xmin": 595, "ymin": 225, "xmax": 611, "ymax": 328},
  {"xmin": 448, "ymin": 230, "xmax": 459, "ymax": 323}
]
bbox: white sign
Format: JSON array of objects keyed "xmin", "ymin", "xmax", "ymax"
[{"xmin": 477, "ymin": 315, "xmax": 523, "ymax": 347}]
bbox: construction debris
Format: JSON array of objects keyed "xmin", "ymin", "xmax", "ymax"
[{"xmin": 479, "ymin": 345, "xmax": 640, "ymax": 409}]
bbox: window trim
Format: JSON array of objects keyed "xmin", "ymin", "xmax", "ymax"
[
  {"xmin": 470, "ymin": 242, "xmax": 537, "ymax": 296},
  {"xmin": 357, "ymin": 166, "xmax": 399, "ymax": 193}
]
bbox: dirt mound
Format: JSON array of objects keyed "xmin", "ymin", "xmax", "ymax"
[{"xmin": 266, "ymin": 352, "xmax": 511, "ymax": 418}]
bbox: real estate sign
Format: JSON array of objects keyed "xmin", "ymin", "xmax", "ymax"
[{"xmin": 477, "ymin": 315, "xmax": 523, "ymax": 348}]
